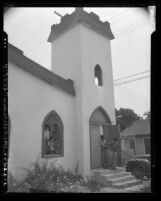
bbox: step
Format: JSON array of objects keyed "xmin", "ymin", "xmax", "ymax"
[
  {"xmin": 113, "ymin": 179, "xmax": 141, "ymax": 189},
  {"xmin": 106, "ymin": 175, "xmax": 136, "ymax": 185},
  {"xmin": 102, "ymin": 172, "xmax": 131, "ymax": 179},
  {"xmin": 92, "ymin": 167, "xmax": 124, "ymax": 175},
  {"xmin": 91, "ymin": 167, "xmax": 141, "ymax": 189}
]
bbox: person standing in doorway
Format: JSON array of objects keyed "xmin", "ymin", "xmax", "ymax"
[
  {"xmin": 100, "ymin": 135, "xmax": 107, "ymax": 168},
  {"xmin": 106, "ymin": 141, "xmax": 113, "ymax": 168},
  {"xmin": 110, "ymin": 138, "xmax": 119, "ymax": 170}
]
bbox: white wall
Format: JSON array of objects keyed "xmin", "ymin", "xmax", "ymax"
[
  {"xmin": 51, "ymin": 24, "xmax": 85, "ymax": 175},
  {"xmin": 135, "ymin": 137, "xmax": 145, "ymax": 155},
  {"xmin": 79, "ymin": 24, "xmax": 116, "ymax": 176},
  {"xmin": 8, "ymin": 61, "xmax": 76, "ymax": 181},
  {"xmin": 50, "ymin": 22, "xmax": 116, "ymax": 176},
  {"xmin": 121, "ymin": 138, "xmax": 129, "ymax": 150}
]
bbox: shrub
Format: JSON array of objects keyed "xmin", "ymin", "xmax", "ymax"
[
  {"xmin": 83, "ymin": 177, "xmax": 102, "ymax": 192},
  {"xmin": 7, "ymin": 159, "xmax": 100, "ymax": 193}
]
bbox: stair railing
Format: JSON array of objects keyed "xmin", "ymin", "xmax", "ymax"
[
  {"xmin": 121, "ymin": 150, "xmax": 136, "ymax": 166},
  {"xmin": 121, "ymin": 150, "xmax": 136, "ymax": 160}
]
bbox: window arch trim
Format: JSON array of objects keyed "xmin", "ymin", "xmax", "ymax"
[
  {"xmin": 42, "ymin": 110, "xmax": 64, "ymax": 158},
  {"xmin": 89, "ymin": 106, "xmax": 112, "ymax": 124}
]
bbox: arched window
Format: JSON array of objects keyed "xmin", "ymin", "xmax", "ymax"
[
  {"xmin": 42, "ymin": 110, "xmax": 64, "ymax": 157},
  {"xmin": 94, "ymin": 65, "xmax": 103, "ymax": 86}
]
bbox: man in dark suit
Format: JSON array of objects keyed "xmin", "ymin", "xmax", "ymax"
[{"xmin": 110, "ymin": 138, "xmax": 119, "ymax": 170}]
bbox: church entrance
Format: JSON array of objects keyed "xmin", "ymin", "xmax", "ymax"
[
  {"xmin": 89, "ymin": 107, "xmax": 122, "ymax": 169},
  {"xmin": 90, "ymin": 124, "xmax": 102, "ymax": 168}
]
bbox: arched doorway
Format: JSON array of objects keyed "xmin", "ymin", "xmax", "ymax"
[{"xmin": 89, "ymin": 107, "xmax": 111, "ymax": 169}]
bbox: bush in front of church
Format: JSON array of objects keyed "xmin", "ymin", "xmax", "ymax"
[{"xmin": 7, "ymin": 159, "xmax": 101, "ymax": 193}]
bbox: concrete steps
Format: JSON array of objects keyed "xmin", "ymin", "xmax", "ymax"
[
  {"xmin": 113, "ymin": 179, "xmax": 140, "ymax": 189},
  {"xmin": 107, "ymin": 175, "xmax": 137, "ymax": 185},
  {"xmin": 103, "ymin": 172, "xmax": 132, "ymax": 179},
  {"xmin": 91, "ymin": 167, "xmax": 141, "ymax": 189}
]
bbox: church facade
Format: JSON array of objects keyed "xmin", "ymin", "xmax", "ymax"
[{"xmin": 8, "ymin": 8, "xmax": 120, "ymax": 181}]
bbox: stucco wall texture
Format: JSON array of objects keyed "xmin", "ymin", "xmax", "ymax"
[
  {"xmin": 8, "ymin": 22, "xmax": 116, "ymax": 180},
  {"xmin": 135, "ymin": 137, "xmax": 146, "ymax": 155},
  {"xmin": 51, "ymin": 23, "xmax": 116, "ymax": 176},
  {"xmin": 8, "ymin": 61, "xmax": 76, "ymax": 180}
]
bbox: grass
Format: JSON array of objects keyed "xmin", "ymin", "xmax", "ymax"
[
  {"xmin": 7, "ymin": 159, "xmax": 101, "ymax": 193},
  {"xmin": 137, "ymin": 180, "xmax": 151, "ymax": 193}
]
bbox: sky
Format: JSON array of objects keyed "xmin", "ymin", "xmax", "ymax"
[{"xmin": 4, "ymin": 7, "xmax": 155, "ymax": 117}]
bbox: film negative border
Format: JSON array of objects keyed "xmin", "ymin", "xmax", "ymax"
[{"xmin": 2, "ymin": 31, "xmax": 8, "ymax": 193}]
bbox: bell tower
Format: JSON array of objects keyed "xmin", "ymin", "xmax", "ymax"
[{"xmin": 48, "ymin": 8, "xmax": 116, "ymax": 176}]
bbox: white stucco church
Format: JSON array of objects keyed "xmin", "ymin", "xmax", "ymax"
[{"xmin": 8, "ymin": 8, "xmax": 122, "ymax": 181}]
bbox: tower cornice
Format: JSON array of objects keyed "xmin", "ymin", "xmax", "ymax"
[{"xmin": 48, "ymin": 8, "xmax": 114, "ymax": 42}]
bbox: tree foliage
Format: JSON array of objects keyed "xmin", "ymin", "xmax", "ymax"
[
  {"xmin": 115, "ymin": 108, "xmax": 141, "ymax": 132},
  {"xmin": 143, "ymin": 111, "xmax": 151, "ymax": 120}
]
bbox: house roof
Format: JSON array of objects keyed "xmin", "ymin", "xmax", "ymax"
[
  {"xmin": 48, "ymin": 7, "xmax": 114, "ymax": 43},
  {"xmin": 121, "ymin": 119, "xmax": 150, "ymax": 137},
  {"xmin": 8, "ymin": 43, "xmax": 75, "ymax": 96}
]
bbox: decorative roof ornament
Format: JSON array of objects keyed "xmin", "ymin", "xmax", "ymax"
[
  {"xmin": 75, "ymin": 7, "xmax": 84, "ymax": 12},
  {"xmin": 48, "ymin": 8, "xmax": 114, "ymax": 42}
]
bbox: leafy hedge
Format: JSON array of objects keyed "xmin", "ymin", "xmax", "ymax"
[{"xmin": 7, "ymin": 159, "xmax": 101, "ymax": 193}]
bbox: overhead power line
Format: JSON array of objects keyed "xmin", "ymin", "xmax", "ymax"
[
  {"xmin": 114, "ymin": 70, "xmax": 150, "ymax": 82},
  {"xmin": 115, "ymin": 22, "xmax": 149, "ymax": 39},
  {"xmin": 115, "ymin": 21, "xmax": 149, "ymax": 37},
  {"xmin": 111, "ymin": 8, "xmax": 145, "ymax": 24},
  {"xmin": 25, "ymin": 41, "xmax": 47, "ymax": 55},
  {"xmin": 118, "ymin": 85, "xmax": 149, "ymax": 108},
  {"xmin": 108, "ymin": 9, "xmax": 129, "ymax": 21},
  {"xmin": 29, "ymin": 46, "xmax": 51, "ymax": 60},
  {"xmin": 113, "ymin": 18, "xmax": 148, "ymax": 35},
  {"xmin": 114, "ymin": 21, "xmax": 149, "ymax": 38},
  {"xmin": 114, "ymin": 75, "xmax": 150, "ymax": 86},
  {"xmin": 116, "ymin": 86, "xmax": 148, "ymax": 111},
  {"xmin": 120, "ymin": 85, "xmax": 148, "ymax": 105}
]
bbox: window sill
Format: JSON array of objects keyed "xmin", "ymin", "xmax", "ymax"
[
  {"xmin": 43, "ymin": 154, "xmax": 64, "ymax": 158},
  {"xmin": 95, "ymin": 85, "xmax": 103, "ymax": 87}
]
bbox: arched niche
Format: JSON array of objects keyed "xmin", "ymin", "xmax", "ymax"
[{"xmin": 42, "ymin": 110, "xmax": 64, "ymax": 158}]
